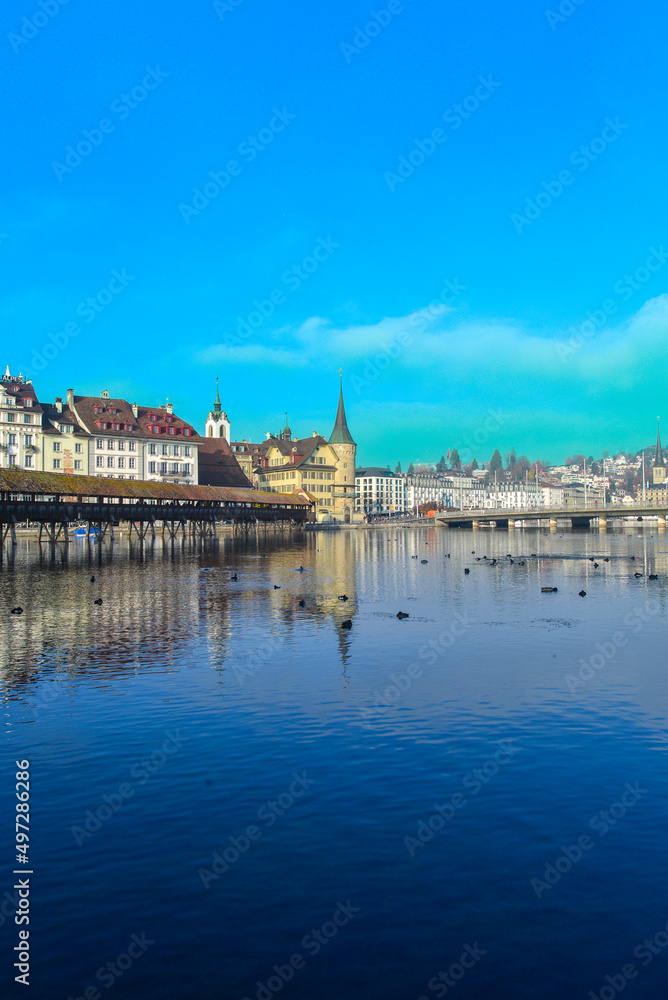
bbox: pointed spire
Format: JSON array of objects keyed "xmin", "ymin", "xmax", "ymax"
[
  {"xmin": 214, "ymin": 376, "xmax": 221, "ymax": 414},
  {"xmin": 328, "ymin": 376, "xmax": 355, "ymax": 445},
  {"xmin": 655, "ymin": 416, "xmax": 664, "ymax": 467}
]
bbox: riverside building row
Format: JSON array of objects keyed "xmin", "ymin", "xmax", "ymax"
[
  {"xmin": 354, "ymin": 470, "xmax": 575, "ymax": 516},
  {"xmin": 0, "ymin": 367, "xmax": 249, "ymax": 488},
  {"xmin": 0, "ymin": 367, "xmax": 359, "ymax": 517}
]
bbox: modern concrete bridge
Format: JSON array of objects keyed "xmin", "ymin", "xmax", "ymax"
[{"xmin": 435, "ymin": 503, "xmax": 668, "ymax": 530}]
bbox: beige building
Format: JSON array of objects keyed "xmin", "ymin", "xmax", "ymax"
[
  {"xmin": 40, "ymin": 397, "xmax": 90, "ymax": 474},
  {"xmin": 256, "ymin": 383, "xmax": 358, "ymax": 522}
]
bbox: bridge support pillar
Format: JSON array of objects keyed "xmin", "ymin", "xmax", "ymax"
[
  {"xmin": 549, "ymin": 518, "xmax": 558, "ymax": 529},
  {"xmin": 598, "ymin": 517, "xmax": 607, "ymax": 530},
  {"xmin": 508, "ymin": 519, "xmax": 516, "ymax": 530},
  {"xmin": 658, "ymin": 515, "xmax": 667, "ymax": 527},
  {"xmin": 472, "ymin": 520, "xmax": 479, "ymax": 529}
]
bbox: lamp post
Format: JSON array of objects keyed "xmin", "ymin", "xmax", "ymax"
[
  {"xmin": 642, "ymin": 452, "xmax": 646, "ymax": 504},
  {"xmin": 584, "ymin": 457, "xmax": 588, "ymax": 508}
]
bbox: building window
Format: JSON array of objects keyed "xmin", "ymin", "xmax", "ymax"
[
  {"xmin": 172, "ymin": 445, "xmax": 179, "ymax": 457},
  {"xmin": 183, "ymin": 446, "xmax": 191, "ymax": 457},
  {"xmin": 170, "ymin": 463, "xmax": 179, "ymax": 474},
  {"xmin": 149, "ymin": 443, "xmax": 156, "ymax": 455},
  {"xmin": 25, "ymin": 455, "xmax": 33, "ymax": 468},
  {"xmin": 118, "ymin": 440, "xmax": 125, "ymax": 451},
  {"xmin": 24, "ymin": 398, "xmax": 32, "ymax": 407},
  {"xmin": 149, "ymin": 461, "xmax": 156, "ymax": 474},
  {"xmin": 96, "ymin": 456, "xmax": 103, "ymax": 468},
  {"xmin": 161, "ymin": 445, "xmax": 168, "ymax": 456},
  {"xmin": 107, "ymin": 440, "xmax": 114, "ymax": 450},
  {"xmin": 107, "ymin": 457, "xmax": 114, "ymax": 468},
  {"xmin": 96, "ymin": 438, "xmax": 103, "ymax": 449},
  {"xmin": 53, "ymin": 458, "xmax": 61, "ymax": 469},
  {"xmin": 74, "ymin": 460, "xmax": 82, "ymax": 470},
  {"xmin": 7, "ymin": 413, "xmax": 15, "ymax": 422},
  {"xmin": 53, "ymin": 442, "xmax": 62, "ymax": 452},
  {"xmin": 24, "ymin": 435, "xmax": 32, "ymax": 447},
  {"xmin": 8, "ymin": 433, "xmax": 16, "ymax": 445},
  {"xmin": 129, "ymin": 441, "xmax": 136, "ymax": 451},
  {"xmin": 75, "ymin": 443, "xmax": 82, "ymax": 453},
  {"xmin": 183, "ymin": 463, "xmax": 190, "ymax": 475},
  {"xmin": 129, "ymin": 458, "xmax": 136, "ymax": 469},
  {"xmin": 118, "ymin": 457, "xmax": 125, "ymax": 469},
  {"xmin": 8, "ymin": 454, "xmax": 16, "ymax": 466},
  {"xmin": 160, "ymin": 462, "xmax": 167, "ymax": 475},
  {"xmin": 23, "ymin": 414, "xmax": 31, "ymax": 424}
]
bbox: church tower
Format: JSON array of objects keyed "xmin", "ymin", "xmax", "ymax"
[
  {"xmin": 205, "ymin": 377, "xmax": 230, "ymax": 440},
  {"xmin": 653, "ymin": 417, "xmax": 666, "ymax": 485},
  {"xmin": 328, "ymin": 377, "xmax": 357, "ymax": 521}
]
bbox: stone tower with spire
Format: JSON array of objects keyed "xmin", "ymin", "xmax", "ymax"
[
  {"xmin": 653, "ymin": 417, "xmax": 666, "ymax": 485},
  {"xmin": 205, "ymin": 377, "xmax": 230, "ymax": 441},
  {"xmin": 329, "ymin": 378, "xmax": 357, "ymax": 521}
]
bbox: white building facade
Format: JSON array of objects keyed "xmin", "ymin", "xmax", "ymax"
[
  {"xmin": 356, "ymin": 468, "xmax": 407, "ymax": 515},
  {"xmin": 0, "ymin": 368, "xmax": 43, "ymax": 471}
]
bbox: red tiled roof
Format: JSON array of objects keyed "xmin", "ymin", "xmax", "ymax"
[{"xmin": 197, "ymin": 436, "xmax": 252, "ymax": 488}]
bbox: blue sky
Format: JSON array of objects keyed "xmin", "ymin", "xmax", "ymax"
[{"xmin": 2, "ymin": 0, "xmax": 666, "ymax": 466}]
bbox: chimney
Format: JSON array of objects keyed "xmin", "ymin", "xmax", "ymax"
[
  {"xmin": 132, "ymin": 402, "xmax": 138, "ymax": 418},
  {"xmin": 55, "ymin": 397, "xmax": 63, "ymax": 413},
  {"xmin": 67, "ymin": 388, "xmax": 74, "ymax": 409},
  {"xmin": 313, "ymin": 431, "xmax": 317, "ymax": 437},
  {"xmin": 166, "ymin": 402, "xmax": 173, "ymax": 414}
]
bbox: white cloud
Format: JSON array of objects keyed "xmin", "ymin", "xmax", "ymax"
[{"xmin": 195, "ymin": 343, "xmax": 310, "ymax": 367}]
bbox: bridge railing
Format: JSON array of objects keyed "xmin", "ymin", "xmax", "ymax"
[{"xmin": 439, "ymin": 501, "xmax": 629, "ymax": 516}]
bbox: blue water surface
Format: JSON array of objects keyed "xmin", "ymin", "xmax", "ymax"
[{"xmin": 1, "ymin": 525, "xmax": 667, "ymax": 999}]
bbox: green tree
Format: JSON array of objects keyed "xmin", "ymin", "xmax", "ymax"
[
  {"xmin": 407, "ymin": 462, "xmax": 414, "ymax": 475},
  {"xmin": 489, "ymin": 448, "xmax": 503, "ymax": 474},
  {"xmin": 471, "ymin": 458, "xmax": 479, "ymax": 471},
  {"xmin": 450, "ymin": 448, "xmax": 461, "ymax": 470},
  {"xmin": 436, "ymin": 455, "xmax": 447, "ymax": 473},
  {"xmin": 395, "ymin": 461, "xmax": 402, "ymax": 474}
]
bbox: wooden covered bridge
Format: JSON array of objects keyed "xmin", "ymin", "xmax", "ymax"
[{"xmin": 0, "ymin": 469, "xmax": 314, "ymax": 546}]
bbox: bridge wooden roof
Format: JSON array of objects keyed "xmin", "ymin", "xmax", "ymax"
[{"xmin": 0, "ymin": 468, "xmax": 311, "ymax": 507}]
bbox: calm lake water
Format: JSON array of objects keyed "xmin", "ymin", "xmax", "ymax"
[{"xmin": 1, "ymin": 524, "xmax": 668, "ymax": 999}]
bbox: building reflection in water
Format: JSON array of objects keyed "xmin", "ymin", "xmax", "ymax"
[{"xmin": 0, "ymin": 527, "xmax": 359, "ymax": 703}]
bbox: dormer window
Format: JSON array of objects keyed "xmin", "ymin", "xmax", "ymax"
[{"xmin": 24, "ymin": 398, "xmax": 32, "ymax": 407}]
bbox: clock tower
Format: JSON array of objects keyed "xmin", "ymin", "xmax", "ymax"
[{"xmin": 328, "ymin": 378, "xmax": 357, "ymax": 522}]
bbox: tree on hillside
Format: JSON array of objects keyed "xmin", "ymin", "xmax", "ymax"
[
  {"xmin": 515, "ymin": 455, "xmax": 530, "ymax": 479},
  {"xmin": 450, "ymin": 448, "xmax": 461, "ymax": 470},
  {"xmin": 407, "ymin": 462, "xmax": 415, "ymax": 476},
  {"xmin": 395, "ymin": 461, "xmax": 402, "ymax": 474},
  {"xmin": 436, "ymin": 455, "xmax": 447, "ymax": 473},
  {"xmin": 471, "ymin": 458, "xmax": 479, "ymax": 471},
  {"xmin": 489, "ymin": 449, "xmax": 503, "ymax": 474},
  {"xmin": 505, "ymin": 448, "xmax": 517, "ymax": 472}
]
